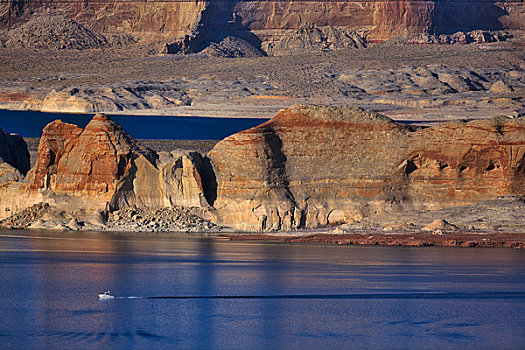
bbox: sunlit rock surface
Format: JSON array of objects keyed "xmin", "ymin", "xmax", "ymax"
[
  {"xmin": 1, "ymin": 0, "xmax": 522, "ymax": 49},
  {"xmin": 208, "ymin": 105, "xmax": 525, "ymax": 230},
  {"xmin": 0, "ymin": 107, "xmax": 524, "ymax": 232},
  {"xmin": 0, "ymin": 114, "xmax": 209, "ymax": 222}
]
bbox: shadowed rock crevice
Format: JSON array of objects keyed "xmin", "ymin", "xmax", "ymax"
[
  {"xmin": 200, "ymin": 156, "xmax": 217, "ymax": 207},
  {"xmin": 110, "ymin": 154, "xmax": 139, "ymax": 211},
  {"xmin": 0, "ymin": 128, "xmax": 30, "ymax": 175},
  {"xmin": 197, "ymin": 0, "xmax": 264, "ymax": 52},
  {"xmin": 432, "ymin": 0, "xmax": 508, "ymax": 35},
  {"xmin": 165, "ymin": 0, "xmax": 265, "ymax": 56},
  {"xmin": 262, "ymin": 126, "xmax": 288, "ymax": 187},
  {"xmin": 512, "ymin": 155, "xmax": 525, "ymax": 193}
]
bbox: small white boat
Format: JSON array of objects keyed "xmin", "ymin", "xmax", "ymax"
[{"xmin": 98, "ymin": 291, "xmax": 115, "ymax": 300}]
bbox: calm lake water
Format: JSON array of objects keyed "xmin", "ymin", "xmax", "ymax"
[
  {"xmin": 0, "ymin": 231, "xmax": 524, "ymax": 349},
  {"xmin": 0, "ymin": 110, "xmax": 268, "ymax": 139}
]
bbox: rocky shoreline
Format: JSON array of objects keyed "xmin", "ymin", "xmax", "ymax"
[
  {"xmin": 1, "ymin": 106, "xmax": 524, "ymax": 235},
  {"xmin": 1, "ymin": 202, "xmax": 523, "ymax": 248},
  {"xmin": 225, "ymin": 231, "xmax": 525, "ymax": 249}
]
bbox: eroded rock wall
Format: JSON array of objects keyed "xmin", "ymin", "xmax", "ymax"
[
  {"xmin": 1, "ymin": 108, "xmax": 524, "ymax": 231},
  {"xmin": 0, "ymin": 0, "xmax": 207, "ymax": 40},
  {"xmin": 1, "ymin": 0, "xmax": 522, "ymax": 45},
  {"xmin": 0, "ymin": 114, "xmax": 209, "ymax": 221},
  {"xmin": 208, "ymin": 105, "xmax": 525, "ymax": 231}
]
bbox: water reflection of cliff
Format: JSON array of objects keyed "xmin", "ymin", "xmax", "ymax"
[
  {"xmin": 3, "ymin": 231, "xmax": 524, "ymax": 348},
  {"xmin": 27, "ymin": 233, "xmax": 293, "ymax": 348}
]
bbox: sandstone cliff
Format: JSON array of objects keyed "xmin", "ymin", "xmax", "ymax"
[
  {"xmin": 0, "ymin": 1, "xmax": 206, "ymax": 40},
  {"xmin": 0, "ymin": 107, "xmax": 524, "ymax": 232},
  {"xmin": 1, "ymin": 0, "xmax": 522, "ymax": 50},
  {"xmin": 0, "ymin": 114, "xmax": 211, "ymax": 223},
  {"xmin": 208, "ymin": 105, "xmax": 525, "ymax": 231}
]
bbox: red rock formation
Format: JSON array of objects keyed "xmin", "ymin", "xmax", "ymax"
[
  {"xmin": 24, "ymin": 114, "xmax": 155, "ymax": 199},
  {"xmin": 27, "ymin": 120, "xmax": 82, "ymax": 190},
  {"xmin": 10, "ymin": 114, "xmax": 209, "ymax": 220},
  {"xmin": 0, "ymin": 0, "xmax": 207, "ymax": 40},
  {"xmin": 1, "ymin": 0, "xmax": 522, "ymax": 44},
  {"xmin": 235, "ymin": 0, "xmax": 436, "ymax": 42},
  {"xmin": 208, "ymin": 105, "xmax": 525, "ymax": 231}
]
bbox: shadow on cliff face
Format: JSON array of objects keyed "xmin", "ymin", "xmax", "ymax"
[
  {"xmin": 200, "ymin": 157, "xmax": 217, "ymax": 207},
  {"xmin": 432, "ymin": 0, "xmax": 508, "ymax": 34},
  {"xmin": 172, "ymin": 0, "xmax": 264, "ymax": 54},
  {"xmin": 262, "ymin": 127, "xmax": 288, "ymax": 187},
  {"xmin": 261, "ymin": 126, "xmax": 304, "ymax": 228},
  {"xmin": 512, "ymin": 155, "xmax": 525, "ymax": 195}
]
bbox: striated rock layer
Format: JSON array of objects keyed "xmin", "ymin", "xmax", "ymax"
[
  {"xmin": 208, "ymin": 105, "xmax": 525, "ymax": 231},
  {"xmin": 0, "ymin": 1, "xmax": 206, "ymax": 40},
  {"xmin": 1, "ymin": 1, "xmax": 522, "ymax": 45},
  {"xmin": 0, "ymin": 107, "xmax": 524, "ymax": 232},
  {"xmin": 0, "ymin": 114, "xmax": 211, "ymax": 222}
]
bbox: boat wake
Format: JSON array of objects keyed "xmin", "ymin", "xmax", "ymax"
[{"xmin": 98, "ymin": 291, "xmax": 525, "ymax": 301}]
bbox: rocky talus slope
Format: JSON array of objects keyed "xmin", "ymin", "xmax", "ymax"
[
  {"xmin": 0, "ymin": 107, "xmax": 524, "ymax": 232},
  {"xmin": 5, "ymin": 13, "xmax": 107, "ymax": 49}
]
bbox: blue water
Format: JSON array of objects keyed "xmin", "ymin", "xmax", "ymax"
[
  {"xmin": 0, "ymin": 231, "xmax": 524, "ymax": 349},
  {"xmin": 0, "ymin": 110, "xmax": 268, "ymax": 139}
]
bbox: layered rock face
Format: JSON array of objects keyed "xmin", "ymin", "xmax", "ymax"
[
  {"xmin": 235, "ymin": 0, "xmax": 435, "ymax": 42},
  {"xmin": 1, "ymin": 107, "xmax": 524, "ymax": 231},
  {"xmin": 1, "ymin": 0, "xmax": 522, "ymax": 46},
  {"xmin": 24, "ymin": 114, "xmax": 157, "ymax": 199},
  {"xmin": 208, "ymin": 106, "xmax": 525, "ymax": 231},
  {"xmin": 0, "ymin": 1, "xmax": 206, "ymax": 39},
  {"xmin": 0, "ymin": 114, "xmax": 210, "ymax": 220},
  {"xmin": 39, "ymin": 86, "xmax": 191, "ymax": 114}
]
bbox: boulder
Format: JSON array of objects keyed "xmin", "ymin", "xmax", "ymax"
[
  {"xmin": 422, "ymin": 219, "xmax": 458, "ymax": 231},
  {"xmin": 490, "ymin": 80, "xmax": 514, "ymax": 93}
]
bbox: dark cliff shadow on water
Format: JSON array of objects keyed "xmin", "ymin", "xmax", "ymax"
[{"xmin": 432, "ymin": 0, "xmax": 508, "ymax": 34}]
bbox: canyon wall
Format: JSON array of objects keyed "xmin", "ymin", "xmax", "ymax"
[
  {"xmin": 1, "ymin": 0, "xmax": 523, "ymax": 44},
  {"xmin": 208, "ymin": 106, "xmax": 525, "ymax": 231},
  {"xmin": 0, "ymin": 0, "xmax": 207, "ymax": 39},
  {"xmin": 0, "ymin": 107, "xmax": 524, "ymax": 231},
  {"xmin": 0, "ymin": 114, "xmax": 211, "ymax": 220}
]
